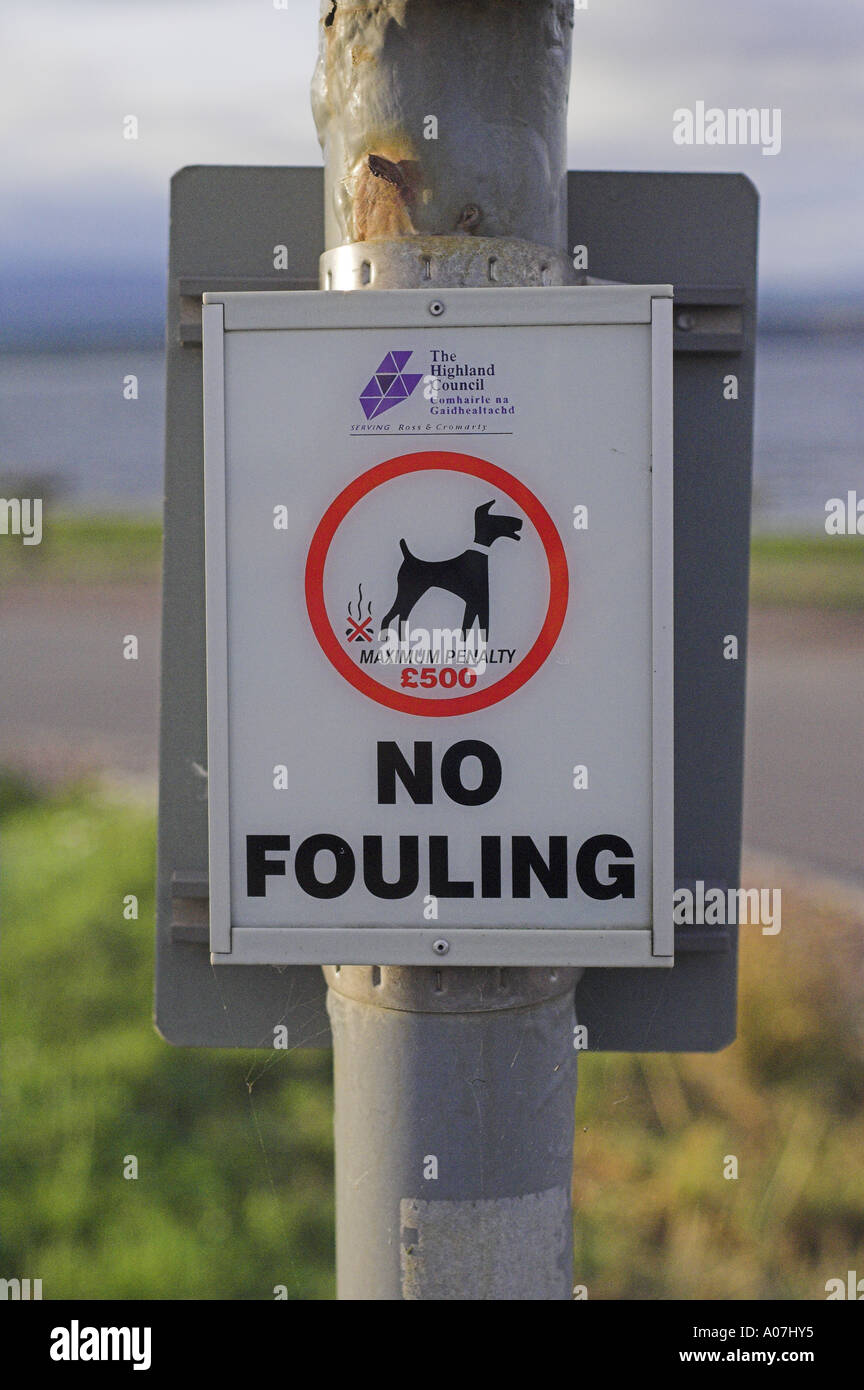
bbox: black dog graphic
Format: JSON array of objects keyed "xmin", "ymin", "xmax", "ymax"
[{"xmin": 380, "ymin": 499, "xmax": 522, "ymax": 636}]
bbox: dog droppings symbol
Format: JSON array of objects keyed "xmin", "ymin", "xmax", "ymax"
[
  {"xmin": 359, "ymin": 351, "xmax": 423, "ymax": 419},
  {"xmin": 346, "ymin": 583, "xmax": 373, "ymax": 642}
]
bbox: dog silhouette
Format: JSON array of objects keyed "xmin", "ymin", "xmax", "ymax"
[{"xmin": 380, "ymin": 499, "xmax": 522, "ymax": 637}]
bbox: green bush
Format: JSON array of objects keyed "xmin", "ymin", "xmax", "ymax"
[{"xmin": 0, "ymin": 785, "xmax": 334, "ymax": 1300}]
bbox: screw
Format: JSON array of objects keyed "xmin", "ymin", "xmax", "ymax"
[
  {"xmin": 676, "ymin": 310, "xmax": 696, "ymax": 331},
  {"xmin": 428, "ymin": 300, "xmax": 445, "ymax": 317},
  {"xmin": 432, "ymin": 938, "xmax": 450, "ymax": 955}
]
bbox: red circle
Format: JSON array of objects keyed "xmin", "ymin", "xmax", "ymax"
[{"xmin": 305, "ymin": 451, "xmax": 569, "ymax": 716}]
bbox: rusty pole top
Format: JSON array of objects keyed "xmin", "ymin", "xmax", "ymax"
[{"xmin": 312, "ymin": 0, "xmax": 576, "ymax": 288}]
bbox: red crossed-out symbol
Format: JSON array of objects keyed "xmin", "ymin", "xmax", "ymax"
[{"xmin": 345, "ymin": 614, "xmax": 373, "ymax": 642}]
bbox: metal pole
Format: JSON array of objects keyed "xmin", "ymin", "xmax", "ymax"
[
  {"xmin": 312, "ymin": 0, "xmax": 580, "ymax": 1301},
  {"xmin": 325, "ymin": 966, "xmax": 580, "ymax": 1299}
]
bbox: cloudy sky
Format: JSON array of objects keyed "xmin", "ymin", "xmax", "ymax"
[{"xmin": 1, "ymin": 0, "xmax": 862, "ymax": 293}]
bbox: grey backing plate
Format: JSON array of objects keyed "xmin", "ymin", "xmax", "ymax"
[{"xmin": 155, "ymin": 166, "xmax": 757, "ymax": 1051}]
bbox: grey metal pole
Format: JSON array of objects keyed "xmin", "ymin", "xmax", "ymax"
[
  {"xmin": 325, "ymin": 966, "xmax": 580, "ymax": 1299},
  {"xmin": 312, "ymin": 0, "xmax": 580, "ymax": 1301}
]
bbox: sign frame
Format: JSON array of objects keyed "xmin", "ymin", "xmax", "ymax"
[{"xmin": 201, "ymin": 285, "xmax": 674, "ymax": 968}]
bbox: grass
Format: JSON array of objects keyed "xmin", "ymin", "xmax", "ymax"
[
  {"xmin": 0, "ymin": 778, "xmax": 334, "ymax": 1300},
  {"xmin": 750, "ymin": 533, "xmax": 864, "ymax": 610},
  {"xmin": 3, "ymin": 777, "xmax": 863, "ymax": 1300},
  {"xmin": 6, "ymin": 514, "xmax": 863, "ymax": 611},
  {"xmin": 1, "ymin": 513, "xmax": 162, "ymax": 585},
  {"xmin": 573, "ymin": 878, "xmax": 864, "ymax": 1299}
]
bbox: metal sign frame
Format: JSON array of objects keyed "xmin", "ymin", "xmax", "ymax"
[
  {"xmin": 200, "ymin": 284, "xmax": 674, "ymax": 967},
  {"xmin": 155, "ymin": 165, "xmax": 756, "ymax": 1050}
]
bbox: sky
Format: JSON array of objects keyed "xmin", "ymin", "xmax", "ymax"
[{"xmin": 0, "ymin": 0, "xmax": 862, "ymax": 311}]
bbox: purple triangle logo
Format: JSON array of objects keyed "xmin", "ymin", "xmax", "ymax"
[{"xmin": 359, "ymin": 351, "xmax": 423, "ymax": 419}]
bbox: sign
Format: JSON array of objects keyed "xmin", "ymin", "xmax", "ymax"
[
  {"xmin": 202, "ymin": 285, "xmax": 673, "ymax": 965},
  {"xmin": 305, "ymin": 450, "xmax": 568, "ymax": 716}
]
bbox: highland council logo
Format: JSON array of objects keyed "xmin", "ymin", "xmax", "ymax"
[{"xmin": 359, "ymin": 350, "xmax": 422, "ymax": 419}]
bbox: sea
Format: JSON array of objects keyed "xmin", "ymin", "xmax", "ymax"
[{"xmin": 0, "ymin": 332, "xmax": 862, "ymax": 533}]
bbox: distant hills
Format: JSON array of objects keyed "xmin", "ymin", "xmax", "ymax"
[
  {"xmin": 1, "ymin": 263, "xmax": 863, "ymax": 352},
  {"xmin": 0, "ymin": 265, "xmax": 165, "ymax": 352},
  {"xmin": 757, "ymin": 287, "xmax": 864, "ymax": 336}
]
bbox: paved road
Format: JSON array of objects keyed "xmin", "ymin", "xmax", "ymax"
[
  {"xmin": 2, "ymin": 586, "xmax": 862, "ymax": 883},
  {"xmin": 0, "ymin": 583, "xmax": 160, "ymax": 782},
  {"xmin": 743, "ymin": 608, "xmax": 864, "ymax": 885}
]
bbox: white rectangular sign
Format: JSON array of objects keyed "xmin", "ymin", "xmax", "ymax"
[{"xmin": 202, "ymin": 285, "xmax": 673, "ymax": 966}]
